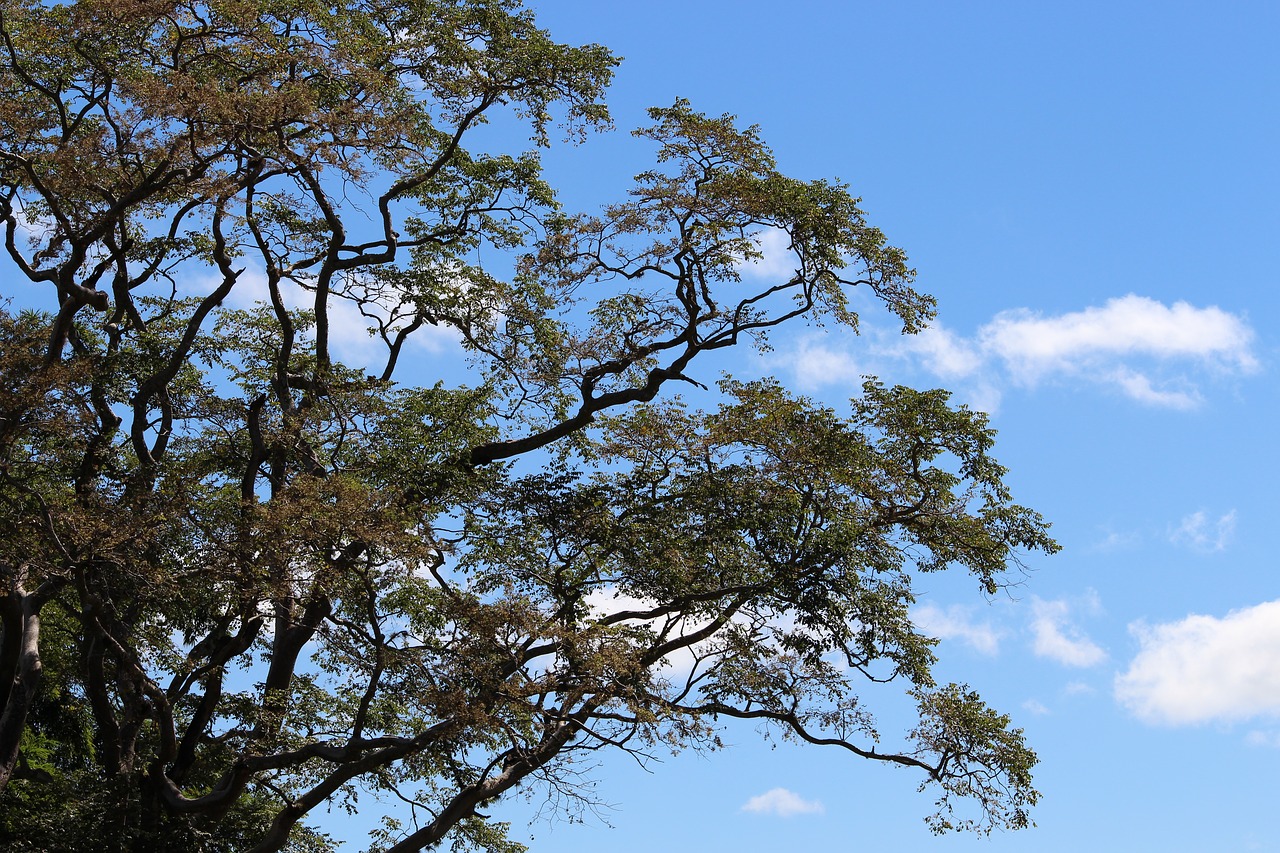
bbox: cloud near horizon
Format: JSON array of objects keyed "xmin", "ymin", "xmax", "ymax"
[
  {"xmin": 1115, "ymin": 600, "xmax": 1280, "ymax": 726},
  {"xmin": 772, "ymin": 294, "xmax": 1258, "ymax": 411}
]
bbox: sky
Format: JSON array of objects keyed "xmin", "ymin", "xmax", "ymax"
[
  {"xmin": 6, "ymin": 1, "xmax": 1279, "ymax": 850},
  {"xmin": 462, "ymin": 2, "xmax": 1280, "ymax": 851}
]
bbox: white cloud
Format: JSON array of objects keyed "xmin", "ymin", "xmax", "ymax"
[
  {"xmin": 1169, "ymin": 510, "xmax": 1237, "ymax": 553},
  {"xmin": 912, "ymin": 603, "xmax": 1001, "ymax": 655},
  {"xmin": 1107, "ymin": 367, "xmax": 1201, "ymax": 410},
  {"xmin": 773, "ymin": 338, "xmax": 864, "ymax": 392},
  {"xmin": 1063, "ymin": 680, "xmax": 1096, "ymax": 696},
  {"xmin": 325, "ymin": 296, "xmax": 457, "ymax": 366},
  {"xmin": 899, "ymin": 323, "xmax": 984, "ymax": 379},
  {"xmin": 958, "ymin": 382, "xmax": 1004, "ymax": 415},
  {"xmin": 738, "ymin": 228, "xmax": 796, "ymax": 281},
  {"xmin": 1029, "ymin": 596, "xmax": 1107, "ymax": 667},
  {"xmin": 774, "ymin": 331, "xmax": 1002, "ymax": 411},
  {"xmin": 10, "ymin": 200, "xmax": 55, "ymax": 245},
  {"xmin": 1022, "ymin": 699, "xmax": 1050, "ymax": 715},
  {"xmin": 741, "ymin": 787, "xmax": 825, "ymax": 817},
  {"xmin": 582, "ymin": 587, "xmax": 708, "ymax": 677},
  {"xmin": 1115, "ymin": 600, "xmax": 1280, "ymax": 726},
  {"xmin": 979, "ymin": 295, "xmax": 1257, "ymax": 381},
  {"xmin": 582, "ymin": 587, "xmax": 661, "ymax": 622},
  {"xmin": 783, "ymin": 294, "xmax": 1257, "ymax": 411},
  {"xmin": 874, "ymin": 324, "xmax": 1003, "ymax": 413},
  {"xmin": 180, "ymin": 266, "xmax": 458, "ymax": 371},
  {"xmin": 978, "ymin": 296, "xmax": 1256, "ymax": 408}
]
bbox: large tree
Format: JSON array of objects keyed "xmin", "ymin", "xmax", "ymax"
[{"xmin": 0, "ymin": 1, "xmax": 1057, "ymax": 850}]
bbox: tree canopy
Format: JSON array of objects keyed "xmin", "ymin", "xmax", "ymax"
[{"xmin": 0, "ymin": 1, "xmax": 1057, "ymax": 849}]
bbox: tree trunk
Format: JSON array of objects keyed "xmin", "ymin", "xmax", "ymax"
[{"xmin": 0, "ymin": 565, "xmax": 45, "ymax": 794}]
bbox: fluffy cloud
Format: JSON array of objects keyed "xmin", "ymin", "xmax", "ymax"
[
  {"xmin": 740, "ymin": 788, "xmax": 825, "ymax": 817},
  {"xmin": 1169, "ymin": 510, "xmax": 1237, "ymax": 553},
  {"xmin": 979, "ymin": 295, "xmax": 1257, "ymax": 381},
  {"xmin": 978, "ymin": 295, "xmax": 1256, "ymax": 407},
  {"xmin": 900, "ymin": 323, "xmax": 985, "ymax": 379},
  {"xmin": 1029, "ymin": 596, "xmax": 1107, "ymax": 667},
  {"xmin": 777, "ymin": 339, "xmax": 865, "ymax": 391},
  {"xmin": 912, "ymin": 603, "xmax": 1002, "ymax": 655},
  {"xmin": 738, "ymin": 228, "xmax": 797, "ymax": 281},
  {"xmin": 1115, "ymin": 600, "xmax": 1280, "ymax": 726},
  {"xmin": 780, "ymin": 294, "xmax": 1257, "ymax": 410}
]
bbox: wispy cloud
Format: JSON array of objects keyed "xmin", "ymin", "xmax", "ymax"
[
  {"xmin": 1022, "ymin": 699, "xmax": 1050, "ymax": 716},
  {"xmin": 741, "ymin": 788, "xmax": 825, "ymax": 817},
  {"xmin": 1169, "ymin": 510, "xmax": 1237, "ymax": 553},
  {"xmin": 1115, "ymin": 600, "xmax": 1280, "ymax": 726},
  {"xmin": 912, "ymin": 602, "xmax": 1002, "ymax": 655},
  {"xmin": 1245, "ymin": 730, "xmax": 1280, "ymax": 749},
  {"xmin": 1092, "ymin": 529, "xmax": 1142, "ymax": 553},
  {"xmin": 1106, "ymin": 366, "xmax": 1200, "ymax": 410},
  {"xmin": 1029, "ymin": 595, "xmax": 1107, "ymax": 667}
]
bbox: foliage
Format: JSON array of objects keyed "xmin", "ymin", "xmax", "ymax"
[{"xmin": 0, "ymin": 1, "xmax": 1057, "ymax": 850}]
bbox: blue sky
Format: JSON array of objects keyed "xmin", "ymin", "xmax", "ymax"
[
  {"xmin": 459, "ymin": 2, "xmax": 1279, "ymax": 850},
  {"xmin": 6, "ymin": 1, "xmax": 1277, "ymax": 850}
]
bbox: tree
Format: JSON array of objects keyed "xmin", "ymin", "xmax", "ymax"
[{"xmin": 0, "ymin": 1, "xmax": 1058, "ymax": 849}]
